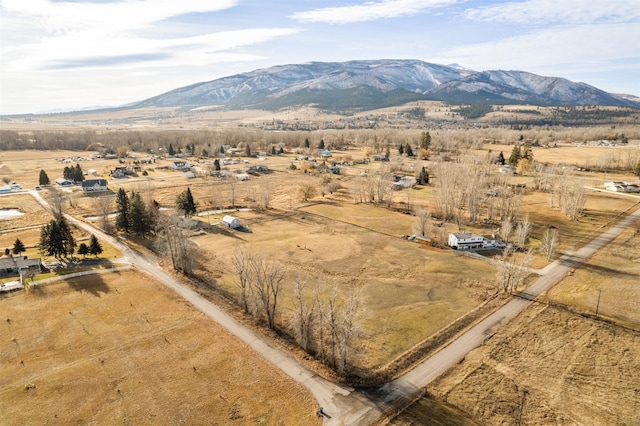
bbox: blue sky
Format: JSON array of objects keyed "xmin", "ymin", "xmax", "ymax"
[{"xmin": 1, "ymin": 0, "xmax": 639, "ymax": 114}]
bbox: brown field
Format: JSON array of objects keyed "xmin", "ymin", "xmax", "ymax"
[
  {"xmin": 546, "ymin": 221, "xmax": 640, "ymax": 327},
  {"xmin": 414, "ymin": 303, "xmax": 640, "ymax": 426},
  {"xmin": 0, "ymin": 271, "xmax": 319, "ymax": 425},
  {"xmin": 393, "ymin": 211, "xmax": 640, "ymax": 425},
  {"xmin": 192, "ymin": 207, "xmax": 498, "ymax": 372}
]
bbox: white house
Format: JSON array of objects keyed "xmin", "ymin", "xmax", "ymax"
[
  {"xmin": 448, "ymin": 233, "xmax": 506, "ymax": 250},
  {"xmin": 604, "ymin": 181, "xmax": 640, "ymax": 193},
  {"xmin": 81, "ymin": 179, "xmax": 108, "ymax": 192},
  {"xmin": 170, "ymin": 161, "xmax": 192, "ymax": 170},
  {"xmin": 222, "ymin": 215, "xmax": 241, "ymax": 229}
]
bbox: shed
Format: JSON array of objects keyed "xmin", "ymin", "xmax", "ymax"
[{"xmin": 222, "ymin": 215, "xmax": 241, "ymax": 229}]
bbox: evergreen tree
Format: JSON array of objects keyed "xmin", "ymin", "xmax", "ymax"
[
  {"xmin": 115, "ymin": 188, "xmax": 131, "ymax": 233},
  {"xmin": 319, "ymin": 139, "xmax": 325, "ymax": 150},
  {"xmin": 89, "ymin": 234, "xmax": 103, "ymax": 257},
  {"xmin": 271, "ymin": 146, "xmax": 276, "ymax": 155},
  {"xmin": 508, "ymin": 145, "xmax": 522, "ymax": 167},
  {"xmin": 522, "ymin": 143, "xmax": 534, "ymax": 161},
  {"xmin": 245, "ymin": 144, "xmax": 251, "ymax": 157},
  {"xmin": 12, "ymin": 238, "xmax": 25, "ymax": 255},
  {"xmin": 214, "ymin": 159, "xmax": 221, "ymax": 171},
  {"xmin": 278, "ymin": 146, "xmax": 284, "ymax": 154},
  {"xmin": 39, "ymin": 169, "xmax": 50, "ymax": 185},
  {"xmin": 57, "ymin": 217, "xmax": 75, "ymax": 257},
  {"xmin": 405, "ymin": 143, "xmax": 414, "ymax": 157},
  {"xmin": 417, "ymin": 166, "xmax": 430, "ymax": 185},
  {"xmin": 129, "ymin": 192, "xmax": 149, "ymax": 236},
  {"xmin": 77, "ymin": 243, "xmax": 89, "ymax": 257},
  {"xmin": 176, "ymin": 187, "xmax": 197, "ymax": 217},
  {"xmin": 73, "ymin": 164, "xmax": 84, "ymax": 182},
  {"xmin": 168, "ymin": 144, "xmax": 175, "ymax": 156},
  {"xmin": 419, "ymin": 131, "xmax": 431, "ymax": 150},
  {"xmin": 219, "ymin": 145, "xmax": 225, "ymax": 154},
  {"xmin": 497, "ymin": 151, "xmax": 506, "ymax": 165},
  {"xmin": 39, "ymin": 217, "xmax": 75, "ymax": 259},
  {"xmin": 398, "ymin": 144, "xmax": 404, "ymax": 155},
  {"xmin": 63, "ymin": 166, "xmax": 73, "ymax": 180},
  {"xmin": 304, "ymin": 138, "xmax": 310, "ymax": 148}
]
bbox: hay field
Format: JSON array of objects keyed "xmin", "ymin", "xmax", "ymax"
[
  {"xmin": 192, "ymin": 208, "xmax": 497, "ymax": 371},
  {"xmin": 417, "ymin": 303, "xmax": 640, "ymax": 426},
  {"xmin": 0, "ymin": 271, "xmax": 319, "ymax": 425}
]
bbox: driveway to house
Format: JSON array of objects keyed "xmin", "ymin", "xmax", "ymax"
[{"xmin": 28, "ymin": 190, "xmax": 640, "ymax": 425}]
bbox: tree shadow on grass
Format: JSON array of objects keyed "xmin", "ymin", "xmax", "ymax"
[{"xmin": 66, "ymin": 271, "xmax": 111, "ymax": 297}]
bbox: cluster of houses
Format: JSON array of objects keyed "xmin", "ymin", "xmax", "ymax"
[{"xmin": 604, "ymin": 181, "xmax": 640, "ymax": 193}]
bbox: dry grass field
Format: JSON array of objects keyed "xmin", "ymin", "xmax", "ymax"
[
  {"xmin": 192, "ymin": 207, "xmax": 498, "ymax": 372},
  {"xmin": 415, "ymin": 303, "xmax": 640, "ymax": 426},
  {"xmin": 0, "ymin": 271, "xmax": 319, "ymax": 425}
]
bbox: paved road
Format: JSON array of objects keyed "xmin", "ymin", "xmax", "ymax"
[{"xmin": 28, "ymin": 190, "xmax": 640, "ymax": 425}]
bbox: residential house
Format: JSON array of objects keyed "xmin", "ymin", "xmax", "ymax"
[
  {"xmin": 170, "ymin": 161, "xmax": 192, "ymax": 170},
  {"xmin": 0, "ymin": 256, "xmax": 42, "ymax": 277},
  {"xmin": 55, "ymin": 178, "xmax": 73, "ymax": 186},
  {"xmin": 604, "ymin": 181, "xmax": 640, "ymax": 193},
  {"xmin": 448, "ymin": 233, "xmax": 506, "ymax": 250},
  {"xmin": 81, "ymin": 179, "xmax": 108, "ymax": 193}
]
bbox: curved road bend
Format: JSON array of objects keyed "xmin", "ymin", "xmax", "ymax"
[
  {"xmin": 379, "ymin": 202, "xmax": 640, "ymax": 411},
  {"xmin": 28, "ymin": 190, "xmax": 379, "ymax": 425}
]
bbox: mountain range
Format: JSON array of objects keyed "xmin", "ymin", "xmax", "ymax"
[{"xmin": 131, "ymin": 59, "xmax": 638, "ymax": 111}]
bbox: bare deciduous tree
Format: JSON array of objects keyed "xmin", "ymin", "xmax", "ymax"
[
  {"xmin": 158, "ymin": 215, "xmax": 196, "ymax": 274},
  {"xmin": 412, "ymin": 209, "xmax": 432, "ymax": 237},
  {"xmin": 514, "ymin": 215, "xmax": 531, "ymax": 248},
  {"xmin": 337, "ymin": 290, "xmax": 361, "ymax": 375},
  {"xmin": 290, "ymin": 276, "xmax": 317, "ymax": 352},
  {"xmin": 93, "ymin": 195, "xmax": 113, "ymax": 232},
  {"xmin": 299, "ymin": 182, "xmax": 318, "ymax": 202},
  {"xmin": 251, "ymin": 254, "xmax": 285, "ymax": 329},
  {"xmin": 232, "ymin": 246, "xmax": 255, "ymax": 314},
  {"xmin": 47, "ymin": 188, "xmax": 67, "ymax": 220},
  {"xmin": 540, "ymin": 228, "xmax": 559, "ymax": 261},
  {"xmin": 496, "ymin": 245, "xmax": 531, "ymax": 293}
]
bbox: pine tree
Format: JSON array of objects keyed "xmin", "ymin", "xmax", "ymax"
[
  {"xmin": 245, "ymin": 144, "xmax": 251, "ymax": 157},
  {"xmin": 419, "ymin": 131, "xmax": 431, "ymax": 150},
  {"xmin": 398, "ymin": 144, "xmax": 404, "ymax": 155},
  {"xmin": 129, "ymin": 192, "xmax": 149, "ymax": 236},
  {"xmin": 39, "ymin": 169, "xmax": 50, "ymax": 185},
  {"xmin": 57, "ymin": 217, "xmax": 75, "ymax": 257},
  {"xmin": 77, "ymin": 243, "xmax": 89, "ymax": 257},
  {"xmin": 115, "ymin": 188, "xmax": 130, "ymax": 233},
  {"xmin": 214, "ymin": 159, "xmax": 221, "ymax": 171},
  {"xmin": 271, "ymin": 146, "xmax": 276, "ymax": 155},
  {"xmin": 417, "ymin": 166, "xmax": 430, "ymax": 185},
  {"xmin": 73, "ymin": 164, "xmax": 84, "ymax": 182},
  {"xmin": 497, "ymin": 151, "xmax": 506, "ymax": 165},
  {"xmin": 89, "ymin": 234, "xmax": 103, "ymax": 257},
  {"xmin": 168, "ymin": 144, "xmax": 175, "ymax": 156},
  {"xmin": 63, "ymin": 166, "xmax": 73, "ymax": 180},
  {"xmin": 508, "ymin": 145, "xmax": 521, "ymax": 167},
  {"xmin": 405, "ymin": 144, "xmax": 414, "ymax": 157},
  {"xmin": 12, "ymin": 238, "xmax": 25, "ymax": 255},
  {"xmin": 304, "ymin": 138, "xmax": 310, "ymax": 148},
  {"xmin": 176, "ymin": 187, "xmax": 197, "ymax": 217},
  {"xmin": 278, "ymin": 146, "xmax": 284, "ymax": 154},
  {"xmin": 319, "ymin": 139, "xmax": 325, "ymax": 150}
]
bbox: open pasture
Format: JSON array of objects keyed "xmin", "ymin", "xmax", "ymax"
[
  {"xmin": 192, "ymin": 207, "xmax": 497, "ymax": 371},
  {"xmin": 0, "ymin": 271, "xmax": 319, "ymax": 425}
]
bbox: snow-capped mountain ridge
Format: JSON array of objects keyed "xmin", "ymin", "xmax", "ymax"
[{"xmin": 131, "ymin": 60, "xmax": 638, "ymax": 110}]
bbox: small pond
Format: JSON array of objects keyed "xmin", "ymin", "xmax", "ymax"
[{"xmin": 0, "ymin": 209, "xmax": 24, "ymax": 220}]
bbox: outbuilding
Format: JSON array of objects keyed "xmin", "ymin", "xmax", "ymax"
[{"xmin": 222, "ymin": 215, "xmax": 241, "ymax": 229}]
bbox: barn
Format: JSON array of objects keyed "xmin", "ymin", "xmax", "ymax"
[{"xmin": 222, "ymin": 215, "xmax": 241, "ymax": 229}]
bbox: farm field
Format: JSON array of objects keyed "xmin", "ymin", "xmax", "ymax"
[
  {"xmin": 412, "ymin": 303, "xmax": 640, "ymax": 426},
  {"xmin": 0, "ymin": 271, "xmax": 319, "ymax": 425}
]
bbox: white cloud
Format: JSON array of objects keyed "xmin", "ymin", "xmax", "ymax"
[
  {"xmin": 465, "ymin": 0, "xmax": 640, "ymax": 25},
  {"xmin": 435, "ymin": 22, "xmax": 639, "ymax": 74},
  {"xmin": 291, "ymin": 0, "xmax": 459, "ymax": 24},
  {"xmin": 1, "ymin": 0, "xmax": 298, "ymax": 72}
]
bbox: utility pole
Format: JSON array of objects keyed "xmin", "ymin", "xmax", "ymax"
[{"xmin": 595, "ymin": 289, "xmax": 602, "ymax": 317}]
